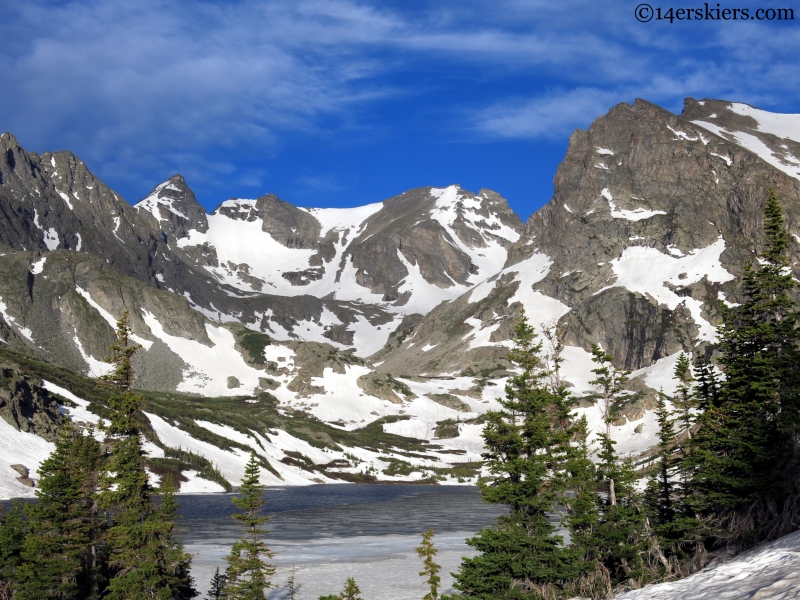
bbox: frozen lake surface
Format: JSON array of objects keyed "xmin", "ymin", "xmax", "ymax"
[{"xmin": 177, "ymin": 484, "xmax": 505, "ymax": 599}]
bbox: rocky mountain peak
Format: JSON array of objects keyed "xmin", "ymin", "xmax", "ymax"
[{"xmin": 135, "ymin": 174, "xmax": 208, "ymax": 239}]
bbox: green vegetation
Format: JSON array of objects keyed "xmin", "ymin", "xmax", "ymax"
[
  {"xmin": 222, "ymin": 454, "xmax": 275, "ymax": 599},
  {"xmin": 237, "ymin": 331, "xmax": 272, "ymax": 365},
  {"xmin": 417, "ymin": 528, "xmax": 442, "ymax": 600}
]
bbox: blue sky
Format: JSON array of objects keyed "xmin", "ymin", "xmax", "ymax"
[{"xmin": 2, "ymin": 0, "xmax": 799, "ymax": 220}]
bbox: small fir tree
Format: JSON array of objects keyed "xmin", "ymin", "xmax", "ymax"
[
  {"xmin": 207, "ymin": 568, "xmax": 227, "ymax": 600},
  {"xmin": 588, "ymin": 346, "xmax": 651, "ymax": 587},
  {"xmin": 649, "ymin": 391, "xmax": 677, "ymax": 526},
  {"xmin": 285, "ymin": 565, "xmax": 299, "ymax": 600},
  {"xmin": 692, "ymin": 355, "xmax": 720, "ymax": 412},
  {"xmin": 589, "ymin": 344, "xmax": 630, "ymax": 506},
  {"xmin": 339, "ymin": 578, "xmax": 363, "ymax": 600},
  {"xmin": 564, "ymin": 417, "xmax": 608, "ymax": 599},
  {"xmin": 672, "ymin": 353, "xmax": 695, "ymax": 438},
  {"xmin": 156, "ymin": 475, "xmax": 197, "ymax": 599},
  {"xmin": 416, "ymin": 528, "xmax": 441, "ymax": 600},
  {"xmin": 223, "ymin": 453, "xmax": 275, "ymax": 600},
  {"xmin": 100, "ymin": 310, "xmax": 140, "ymax": 391}
]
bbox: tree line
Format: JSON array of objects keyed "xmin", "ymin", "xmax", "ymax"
[{"xmin": 2, "ymin": 189, "xmax": 799, "ymax": 598}]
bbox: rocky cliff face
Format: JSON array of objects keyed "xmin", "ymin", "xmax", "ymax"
[{"xmin": 0, "ymin": 362, "xmax": 62, "ymax": 441}]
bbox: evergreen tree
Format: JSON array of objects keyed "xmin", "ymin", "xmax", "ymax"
[
  {"xmin": 99, "ymin": 312, "xmax": 195, "ymax": 599},
  {"xmin": 285, "ymin": 565, "xmax": 299, "ymax": 600},
  {"xmin": 0, "ymin": 501, "xmax": 26, "ymax": 600},
  {"xmin": 589, "ymin": 344, "xmax": 630, "ymax": 506},
  {"xmin": 157, "ymin": 475, "xmax": 197, "ymax": 599},
  {"xmin": 586, "ymin": 346, "xmax": 652, "ymax": 588},
  {"xmin": 223, "ymin": 453, "xmax": 275, "ymax": 600},
  {"xmin": 564, "ymin": 417, "xmax": 608, "ymax": 599},
  {"xmin": 339, "ymin": 578, "xmax": 362, "ymax": 600},
  {"xmin": 672, "ymin": 353, "xmax": 695, "ymax": 438},
  {"xmin": 15, "ymin": 424, "xmax": 105, "ymax": 600},
  {"xmin": 450, "ymin": 311, "xmax": 579, "ymax": 598},
  {"xmin": 692, "ymin": 355, "xmax": 720, "ymax": 412},
  {"xmin": 592, "ymin": 429, "xmax": 648, "ymax": 587},
  {"xmin": 648, "ymin": 391, "xmax": 677, "ymax": 526},
  {"xmin": 206, "ymin": 568, "xmax": 227, "ymax": 600},
  {"xmin": 687, "ymin": 189, "xmax": 800, "ymax": 544},
  {"xmin": 101, "ymin": 310, "xmax": 140, "ymax": 391},
  {"xmin": 416, "ymin": 527, "xmax": 441, "ymax": 600}
]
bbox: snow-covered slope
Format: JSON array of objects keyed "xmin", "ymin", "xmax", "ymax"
[
  {"xmin": 615, "ymin": 529, "xmax": 800, "ymax": 599},
  {"xmin": 689, "ymin": 100, "xmax": 800, "ymax": 181}
]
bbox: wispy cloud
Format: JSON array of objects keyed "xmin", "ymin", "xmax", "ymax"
[
  {"xmin": 470, "ymin": 88, "xmax": 621, "ymax": 140},
  {"xmin": 1, "ymin": 0, "xmax": 800, "ymax": 204}
]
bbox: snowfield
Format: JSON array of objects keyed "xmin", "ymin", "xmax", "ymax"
[{"xmin": 615, "ymin": 529, "xmax": 800, "ymax": 599}]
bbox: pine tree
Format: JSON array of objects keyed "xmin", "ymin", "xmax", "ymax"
[
  {"xmin": 416, "ymin": 527, "xmax": 441, "ymax": 600},
  {"xmin": 0, "ymin": 501, "xmax": 26, "ymax": 600},
  {"xmin": 99, "ymin": 312, "xmax": 196, "ymax": 599},
  {"xmin": 649, "ymin": 391, "xmax": 677, "ymax": 526},
  {"xmin": 450, "ymin": 311, "xmax": 579, "ymax": 598},
  {"xmin": 589, "ymin": 344, "xmax": 630, "ymax": 507},
  {"xmin": 687, "ymin": 189, "xmax": 800, "ymax": 545},
  {"xmin": 586, "ymin": 346, "xmax": 653, "ymax": 587},
  {"xmin": 340, "ymin": 578, "xmax": 362, "ymax": 600},
  {"xmin": 101, "ymin": 310, "xmax": 141, "ymax": 391},
  {"xmin": 206, "ymin": 568, "xmax": 227, "ymax": 600},
  {"xmin": 692, "ymin": 355, "xmax": 720, "ymax": 412},
  {"xmin": 564, "ymin": 417, "xmax": 608, "ymax": 599},
  {"xmin": 672, "ymin": 353, "xmax": 694, "ymax": 438},
  {"xmin": 285, "ymin": 565, "xmax": 299, "ymax": 600},
  {"xmin": 14, "ymin": 424, "xmax": 105, "ymax": 600},
  {"xmin": 157, "ymin": 475, "xmax": 197, "ymax": 599},
  {"xmin": 223, "ymin": 453, "xmax": 275, "ymax": 600}
]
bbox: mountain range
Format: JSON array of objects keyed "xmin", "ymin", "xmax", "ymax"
[{"xmin": 2, "ymin": 97, "xmax": 800, "ymax": 496}]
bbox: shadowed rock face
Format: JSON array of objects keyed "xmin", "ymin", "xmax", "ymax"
[{"xmin": 0, "ymin": 362, "xmax": 62, "ymax": 441}]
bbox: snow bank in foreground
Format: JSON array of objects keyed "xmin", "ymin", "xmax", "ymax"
[
  {"xmin": 616, "ymin": 529, "xmax": 800, "ymax": 599},
  {"xmin": 0, "ymin": 417, "xmax": 54, "ymax": 499}
]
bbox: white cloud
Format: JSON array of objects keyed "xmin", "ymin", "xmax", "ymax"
[
  {"xmin": 2, "ymin": 0, "xmax": 800, "ymax": 199},
  {"xmin": 470, "ymin": 88, "xmax": 620, "ymax": 140}
]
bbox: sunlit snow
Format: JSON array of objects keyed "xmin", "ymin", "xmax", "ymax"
[{"xmin": 597, "ymin": 237, "xmax": 735, "ymax": 342}]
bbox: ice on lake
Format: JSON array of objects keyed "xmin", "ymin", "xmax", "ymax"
[{"xmin": 177, "ymin": 484, "xmax": 505, "ymax": 599}]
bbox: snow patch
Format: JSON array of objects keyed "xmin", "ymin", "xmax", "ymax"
[
  {"xmin": 73, "ymin": 334, "xmax": 114, "ymax": 377},
  {"xmin": 0, "ymin": 417, "xmax": 55, "ymax": 499},
  {"xmin": 57, "ymin": 190, "xmax": 74, "ymax": 210},
  {"xmin": 30, "ymin": 257, "xmax": 46, "ymax": 275},
  {"xmin": 597, "ymin": 237, "xmax": 735, "ymax": 342},
  {"xmin": 141, "ymin": 310, "xmax": 263, "ymax": 396},
  {"xmin": 603, "ymin": 188, "xmax": 666, "ymax": 221},
  {"xmin": 43, "ymin": 228, "xmax": 59, "ymax": 250},
  {"xmin": 300, "ymin": 203, "xmax": 383, "ymax": 238},
  {"xmin": 617, "ymin": 529, "xmax": 800, "ymax": 600}
]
